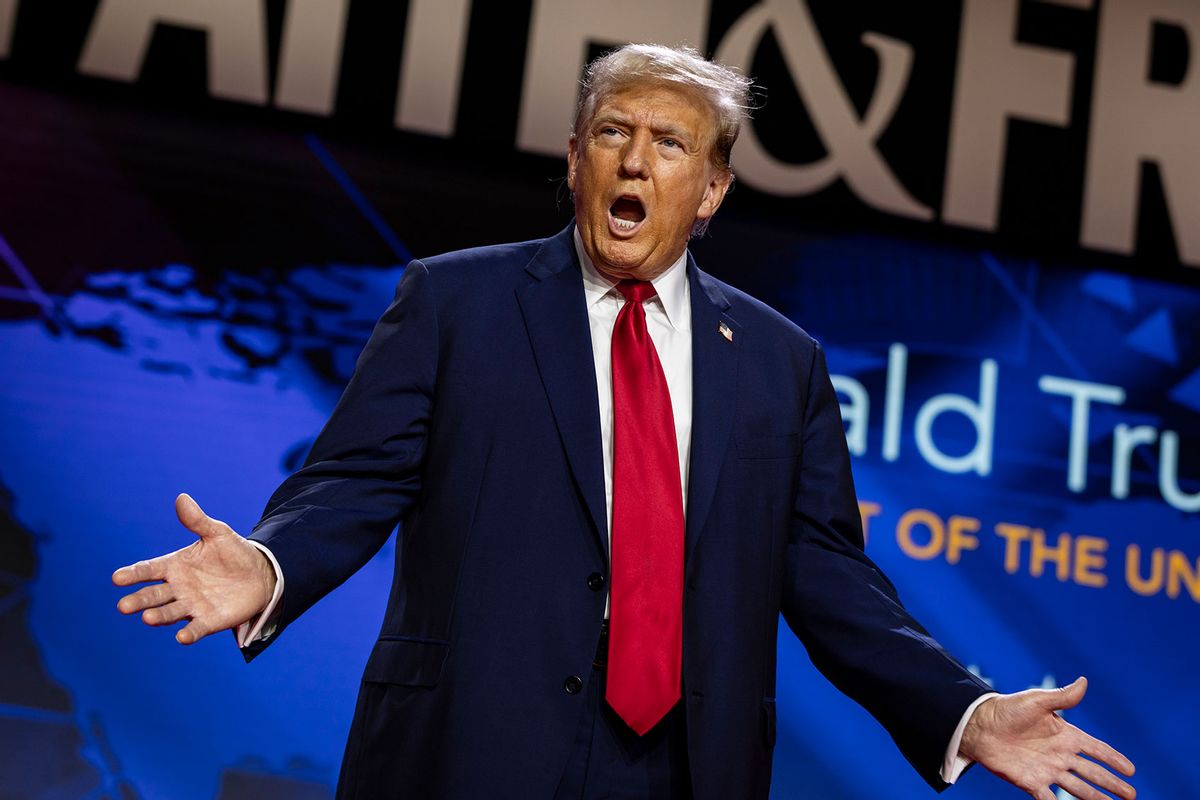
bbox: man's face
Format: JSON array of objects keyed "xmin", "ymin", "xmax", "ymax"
[{"xmin": 567, "ymin": 81, "xmax": 731, "ymax": 282}]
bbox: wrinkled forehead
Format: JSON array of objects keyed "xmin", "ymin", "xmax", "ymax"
[
  {"xmin": 582, "ymin": 83, "xmax": 721, "ymax": 168},
  {"xmin": 582, "ymin": 78, "xmax": 720, "ymax": 139}
]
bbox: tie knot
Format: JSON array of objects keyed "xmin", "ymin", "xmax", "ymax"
[{"xmin": 616, "ymin": 279, "xmax": 657, "ymax": 305}]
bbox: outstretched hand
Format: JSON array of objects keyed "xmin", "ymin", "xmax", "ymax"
[
  {"xmin": 961, "ymin": 677, "xmax": 1135, "ymax": 800},
  {"xmin": 113, "ymin": 494, "xmax": 276, "ymax": 645}
]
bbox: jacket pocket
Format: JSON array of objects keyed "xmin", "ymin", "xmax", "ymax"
[
  {"xmin": 362, "ymin": 637, "xmax": 450, "ymax": 687},
  {"xmin": 761, "ymin": 697, "xmax": 777, "ymax": 748},
  {"xmin": 736, "ymin": 432, "xmax": 802, "ymax": 460}
]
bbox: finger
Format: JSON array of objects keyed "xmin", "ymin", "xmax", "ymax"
[
  {"xmin": 142, "ymin": 600, "xmax": 189, "ymax": 627},
  {"xmin": 1059, "ymin": 773, "xmax": 1114, "ymax": 800},
  {"xmin": 1081, "ymin": 736, "xmax": 1136, "ymax": 778},
  {"xmin": 1072, "ymin": 757, "xmax": 1136, "ymax": 800},
  {"xmin": 1032, "ymin": 787, "xmax": 1056, "ymax": 800},
  {"xmin": 1040, "ymin": 676, "xmax": 1087, "ymax": 712},
  {"xmin": 175, "ymin": 493, "xmax": 229, "ymax": 540},
  {"xmin": 176, "ymin": 617, "xmax": 211, "ymax": 645},
  {"xmin": 117, "ymin": 583, "xmax": 174, "ymax": 614},
  {"xmin": 112, "ymin": 554, "xmax": 171, "ymax": 586}
]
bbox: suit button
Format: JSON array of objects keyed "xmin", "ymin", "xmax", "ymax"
[
  {"xmin": 563, "ymin": 675, "xmax": 583, "ymax": 695},
  {"xmin": 586, "ymin": 572, "xmax": 605, "ymax": 591}
]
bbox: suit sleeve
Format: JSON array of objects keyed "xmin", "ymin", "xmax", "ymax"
[
  {"xmin": 780, "ymin": 341, "xmax": 992, "ymax": 791},
  {"xmin": 242, "ymin": 259, "xmax": 438, "ymax": 661}
]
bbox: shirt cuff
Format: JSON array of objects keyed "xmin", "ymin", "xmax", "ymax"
[
  {"xmin": 941, "ymin": 692, "xmax": 1000, "ymax": 784},
  {"xmin": 235, "ymin": 540, "xmax": 285, "ymax": 649}
]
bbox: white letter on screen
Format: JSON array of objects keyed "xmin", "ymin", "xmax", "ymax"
[
  {"xmin": 78, "ymin": 0, "xmax": 269, "ymax": 105},
  {"xmin": 832, "ymin": 374, "xmax": 870, "ymax": 457},
  {"xmin": 942, "ymin": 0, "xmax": 1089, "ymax": 231},
  {"xmin": 517, "ymin": 0, "xmax": 708, "ymax": 157},
  {"xmin": 914, "ymin": 359, "xmax": 998, "ymax": 476},
  {"xmin": 1038, "ymin": 375, "xmax": 1125, "ymax": 492},
  {"xmin": 1081, "ymin": 0, "xmax": 1200, "ymax": 267},
  {"xmin": 0, "ymin": 0, "xmax": 19, "ymax": 59},
  {"xmin": 395, "ymin": 0, "xmax": 473, "ymax": 136},
  {"xmin": 275, "ymin": 0, "xmax": 351, "ymax": 116}
]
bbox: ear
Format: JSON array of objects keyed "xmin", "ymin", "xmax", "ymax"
[
  {"xmin": 695, "ymin": 168, "xmax": 732, "ymax": 223},
  {"xmin": 567, "ymin": 136, "xmax": 579, "ymax": 192}
]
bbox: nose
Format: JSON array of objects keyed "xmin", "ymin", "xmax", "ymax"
[{"xmin": 619, "ymin": 130, "xmax": 653, "ymax": 178}]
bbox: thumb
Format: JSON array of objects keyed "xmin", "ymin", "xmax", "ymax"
[
  {"xmin": 1042, "ymin": 676, "xmax": 1088, "ymax": 712},
  {"xmin": 175, "ymin": 493, "xmax": 227, "ymax": 540}
]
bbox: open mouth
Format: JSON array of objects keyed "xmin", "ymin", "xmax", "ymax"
[{"xmin": 608, "ymin": 196, "xmax": 646, "ymax": 236}]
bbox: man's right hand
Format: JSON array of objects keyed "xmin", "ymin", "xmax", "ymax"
[{"xmin": 114, "ymin": 494, "xmax": 276, "ymax": 645}]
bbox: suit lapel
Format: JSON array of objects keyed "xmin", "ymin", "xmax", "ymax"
[
  {"xmin": 515, "ymin": 226, "xmax": 609, "ymax": 559},
  {"xmin": 686, "ymin": 260, "xmax": 740, "ymax": 568},
  {"xmin": 514, "ymin": 232, "xmax": 740, "ymax": 565}
]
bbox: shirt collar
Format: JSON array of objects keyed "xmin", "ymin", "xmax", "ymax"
[{"xmin": 574, "ymin": 226, "xmax": 689, "ymax": 331}]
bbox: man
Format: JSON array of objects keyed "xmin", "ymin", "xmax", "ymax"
[{"xmin": 115, "ymin": 44, "xmax": 1136, "ymax": 800}]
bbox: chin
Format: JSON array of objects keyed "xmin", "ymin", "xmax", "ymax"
[{"xmin": 596, "ymin": 241, "xmax": 649, "ymax": 274}]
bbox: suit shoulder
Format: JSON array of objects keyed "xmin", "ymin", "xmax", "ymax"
[
  {"xmin": 407, "ymin": 237, "xmax": 557, "ymax": 310},
  {"xmin": 701, "ymin": 271, "xmax": 818, "ymax": 351},
  {"xmin": 416, "ymin": 237, "xmax": 545, "ymax": 280}
]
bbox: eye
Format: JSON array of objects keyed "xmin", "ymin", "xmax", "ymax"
[
  {"xmin": 600, "ymin": 127, "xmax": 621, "ymax": 137},
  {"xmin": 661, "ymin": 138, "xmax": 680, "ymax": 149}
]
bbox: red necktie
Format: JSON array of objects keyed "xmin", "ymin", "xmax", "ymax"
[{"xmin": 605, "ymin": 279, "xmax": 685, "ymax": 736}]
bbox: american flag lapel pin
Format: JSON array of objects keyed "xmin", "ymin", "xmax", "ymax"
[{"xmin": 718, "ymin": 321, "xmax": 733, "ymax": 342}]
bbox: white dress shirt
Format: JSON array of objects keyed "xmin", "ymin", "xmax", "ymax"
[
  {"xmin": 239, "ymin": 229, "xmax": 993, "ymax": 782},
  {"xmin": 575, "ymin": 227, "xmax": 693, "ymax": 555}
]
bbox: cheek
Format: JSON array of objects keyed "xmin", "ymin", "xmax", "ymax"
[{"xmin": 658, "ymin": 189, "xmax": 703, "ymax": 223}]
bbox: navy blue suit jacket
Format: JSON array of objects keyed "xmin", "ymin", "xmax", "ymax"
[{"xmin": 246, "ymin": 225, "xmax": 991, "ymax": 799}]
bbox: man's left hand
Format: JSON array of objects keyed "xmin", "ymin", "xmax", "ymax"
[{"xmin": 960, "ymin": 677, "xmax": 1135, "ymax": 800}]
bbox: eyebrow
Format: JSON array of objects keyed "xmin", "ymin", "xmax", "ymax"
[{"xmin": 591, "ymin": 112, "xmax": 694, "ymax": 144}]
